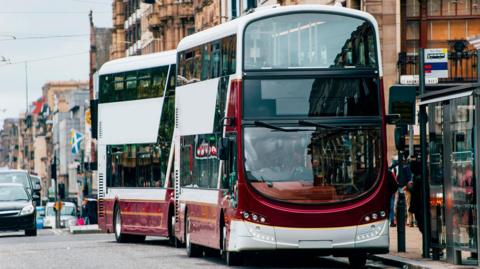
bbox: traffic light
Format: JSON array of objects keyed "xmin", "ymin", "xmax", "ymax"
[
  {"xmin": 58, "ymin": 183, "xmax": 65, "ymax": 199},
  {"xmin": 51, "ymin": 158, "xmax": 57, "ymax": 180}
]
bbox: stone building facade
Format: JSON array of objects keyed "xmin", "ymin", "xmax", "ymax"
[
  {"xmin": 110, "ymin": 0, "xmax": 195, "ymax": 59},
  {"xmin": 0, "ymin": 118, "xmax": 19, "ymax": 169}
]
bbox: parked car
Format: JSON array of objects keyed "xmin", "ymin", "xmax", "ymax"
[
  {"xmin": 0, "ymin": 170, "xmax": 40, "ymax": 205},
  {"xmin": 43, "ymin": 202, "xmax": 77, "ymax": 228},
  {"xmin": 29, "ymin": 175, "xmax": 42, "ymax": 205},
  {"xmin": 36, "ymin": 206, "xmax": 45, "ymax": 229},
  {"xmin": 0, "ymin": 183, "xmax": 37, "ymax": 236}
]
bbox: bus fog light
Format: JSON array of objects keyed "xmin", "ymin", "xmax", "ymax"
[
  {"xmin": 260, "ymin": 217, "xmax": 266, "ymax": 223},
  {"xmin": 380, "ymin": 211, "xmax": 386, "ymax": 218},
  {"xmin": 364, "ymin": 216, "xmax": 370, "ymax": 222},
  {"xmin": 371, "ymin": 213, "xmax": 378, "ymax": 220},
  {"xmin": 252, "ymin": 214, "xmax": 258, "ymax": 221},
  {"xmin": 243, "ymin": 212, "xmax": 249, "ymax": 219}
]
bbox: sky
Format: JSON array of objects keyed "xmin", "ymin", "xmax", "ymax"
[{"xmin": 0, "ymin": 0, "xmax": 112, "ymax": 125}]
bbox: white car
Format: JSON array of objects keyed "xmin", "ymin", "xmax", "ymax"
[{"xmin": 43, "ymin": 202, "xmax": 77, "ymax": 228}]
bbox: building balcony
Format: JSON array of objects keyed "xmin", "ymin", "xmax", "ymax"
[
  {"xmin": 114, "ymin": 15, "xmax": 125, "ymax": 29},
  {"xmin": 399, "ymin": 48, "xmax": 478, "ymax": 83},
  {"xmin": 147, "ymin": 2, "xmax": 194, "ymax": 32}
]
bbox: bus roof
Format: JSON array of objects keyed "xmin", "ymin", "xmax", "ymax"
[
  {"xmin": 176, "ymin": 4, "xmax": 379, "ymax": 52},
  {"xmin": 98, "ymin": 50, "xmax": 176, "ymax": 75}
]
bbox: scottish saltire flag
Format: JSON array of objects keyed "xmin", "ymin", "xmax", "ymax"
[{"xmin": 70, "ymin": 129, "xmax": 84, "ymax": 155}]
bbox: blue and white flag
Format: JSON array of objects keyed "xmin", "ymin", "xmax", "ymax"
[{"xmin": 70, "ymin": 129, "xmax": 84, "ymax": 155}]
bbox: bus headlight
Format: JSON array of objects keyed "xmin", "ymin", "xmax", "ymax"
[
  {"xmin": 241, "ymin": 211, "xmax": 267, "ymax": 224},
  {"xmin": 356, "ymin": 222, "xmax": 386, "ymax": 241},
  {"xmin": 20, "ymin": 204, "xmax": 35, "ymax": 215}
]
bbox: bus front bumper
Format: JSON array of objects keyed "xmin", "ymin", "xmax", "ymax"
[{"xmin": 227, "ymin": 219, "xmax": 389, "ymax": 253}]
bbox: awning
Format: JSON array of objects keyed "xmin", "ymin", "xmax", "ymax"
[{"xmin": 419, "ymin": 90, "xmax": 473, "ymax": 105}]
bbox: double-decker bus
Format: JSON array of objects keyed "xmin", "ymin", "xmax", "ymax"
[
  {"xmin": 174, "ymin": 5, "xmax": 390, "ymax": 266},
  {"xmin": 97, "ymin": 51, "xmax": 177, "ymax": 243}
]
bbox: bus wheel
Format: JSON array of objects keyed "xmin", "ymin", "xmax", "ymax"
[
  {"xmin": 114, "ymin": 205, "xmax": 128, "ymax": 243},
  {"xmin": 348, "ymin": 253, "xmax": 367, "ymax": 268},
  {"xmin": 169, "ymin": 215, "xmax": 182, "ymax": 248},
  {"xmin": 114, "ymin": 205, "xmax": 145, "ymax": 243},
  {"xmin": 185, "ymin": 214, "xmax": 202, "ymax": 257},
  {"xmin": 222, "ymin": 226, "xmax": 242, "ymax": 266}
]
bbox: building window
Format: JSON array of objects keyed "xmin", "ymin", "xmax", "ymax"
[{"xmin": 402, "ymin": 0, "xmax": 480, "ymax": 81}]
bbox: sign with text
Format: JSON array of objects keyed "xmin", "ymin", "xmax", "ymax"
[{"xmin": 424, "ymin": 48, "xmax": 448, "ymax": 78}]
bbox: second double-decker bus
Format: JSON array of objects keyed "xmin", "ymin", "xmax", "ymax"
[
  {"xmin": 174, "ymin": 4, "xmax": 390, "ymax": 266},
  {"xmin": 97, "ymin": 50, "xmax": 177, "ymax": 243}
]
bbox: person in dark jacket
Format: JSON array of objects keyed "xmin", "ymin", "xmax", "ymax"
[{"xmin": 409, "ymin": 157, "xmax": 424, "ymax": 234}]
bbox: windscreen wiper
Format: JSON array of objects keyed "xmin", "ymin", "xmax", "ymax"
[
  {"xmin": 298, "ymin": 120, "xmax": 344, "ymax": 130},
  {"xmin": 253, "ymin": 121, "xmax": 304, "ymax": 132}
]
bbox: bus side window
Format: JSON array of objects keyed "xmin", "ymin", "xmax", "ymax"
[
  {"xmin": 222, "ymin": 135, "xmax": 237, "ymax": 206},
  {"xmin": 211, "ymin": 42, "xmax": 221, "ymax": 78}
]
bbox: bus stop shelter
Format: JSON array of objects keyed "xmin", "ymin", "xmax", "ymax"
[{"xmin": 419, "ymin": 82, "xmax": 480, "ymax": 265}]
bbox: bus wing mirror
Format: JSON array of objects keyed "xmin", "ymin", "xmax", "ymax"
[
  {"xmin": 386, "ymin": 114, "xmax": 401, "ymax": 125},
  {"xmin": 220, "ymin": 117, "xmax": 235, "ymax": 127},
  {"xmin": 218, "ymin": 138, "xmax": 230, "ymax": 161}
]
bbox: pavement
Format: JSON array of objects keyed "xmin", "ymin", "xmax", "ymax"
[
  {"xmin": 373, "ymin": 227, "xmax": 478, "ymax": 269},
  {"xmin": 69, "ymin": 224, "xmax": 101, "ymax": 234}
]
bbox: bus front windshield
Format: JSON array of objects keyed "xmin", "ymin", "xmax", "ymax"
[
  {"xmin": 244, "ymin": 127, "xmax": 381, "ymax": 203},
  {"xmin": 244, "ymin": 12, "xmax": 377, "ymax": 70}
]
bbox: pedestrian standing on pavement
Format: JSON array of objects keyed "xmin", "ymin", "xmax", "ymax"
[
  {"xmin": 81, "ymin": 198, "xmax": 89, "ymax": 225},
  {"xmin": 403, "ymin": 158, "xmax": 415, "ymax": 227},
  {"xmin": 388, "ymin": 158, "xmax": 399, "ymax": 227},
  {"xmin": 409, "ymin": 157, "xmax": 424, "ymax": 234}
]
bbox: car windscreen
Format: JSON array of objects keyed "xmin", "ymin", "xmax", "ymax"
[
  {"xmin": 0, "ymin": 186, "xmax": 29, "ymax": 202},
  {"xmin": 0, "ymin": 172, "xmax": 30, "ymax": 189},
  {"xmin": 46, "ymin": 205, "xmax": 76, "ymax": 216}
]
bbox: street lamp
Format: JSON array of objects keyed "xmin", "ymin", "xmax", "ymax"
[
  {"xmin": 0, "ymin": 34, "xmax": 16, "ymax": 41},
  {"xmin": 0, "ymin": 56, "xmax": 11, "ymax": 64}
]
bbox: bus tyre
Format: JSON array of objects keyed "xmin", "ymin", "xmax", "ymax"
[
  {"xmin": 222, "ymin": 226, "xmax": 242, "ymax": 266},
  {"xmin": 169, "ymin": 215, "xmax": 182, "ymax": 248},
  {"xmin": 25, "ymin": 228, "xmax": 37, "ymax": 236},
  {"xmin": 114, "ymin": 205, "xmax": 128, "ymax": 243},
  {"xmin": 348, "ymin": 253, "xmax": 367, "ymax": 268},
  {"xmin": 185, "ymin": 215, "xmax": 202, "ymax": 257},
  {"xmin": 131, "ymin": 234, "xmax": 146, "ymax": 243}
]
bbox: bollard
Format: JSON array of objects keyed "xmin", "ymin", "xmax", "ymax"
[{"xmin": 397, "ymin": 189, "xmax": 406, "ymax": 252}]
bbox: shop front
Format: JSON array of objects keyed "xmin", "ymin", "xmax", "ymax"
[{"xmin": 420, "ymin": 83, "xmax": 480, "ymax": 265}]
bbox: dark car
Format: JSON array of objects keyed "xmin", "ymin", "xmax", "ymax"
[
  {"xmin": 0, "ymin": 183, "xmax": 37, "ymax": 236},
  {"xmin": 0, "ymin": 170, "xmax": 40, "ymax": 205}
]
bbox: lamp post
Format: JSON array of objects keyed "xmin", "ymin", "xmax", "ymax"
[
  {"xmin": 24, "ymin": 61, "xmax": 29, "ymax": 114},
  {"xmin": 0, "ymin": 34, "xmax": 16, "ymax": 41}
]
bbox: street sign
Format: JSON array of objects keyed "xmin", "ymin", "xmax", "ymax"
[
  {"xmin": 424, "ymin": 48, "xmax": 448, "ymax": 78},
  {"xmin": 389, "ymin": 85, "xmax": 417, "ymax": 125},
  {"xmin": 400, "ymin": 75, "xmax": 438, "ymax": 85}
]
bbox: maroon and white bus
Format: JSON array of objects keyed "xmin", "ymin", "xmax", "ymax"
[
  {"xmin": 174, "ymin": 5, "xmax": 390, "ymax": 267},
  {"xmin": 97, "ymin": 51, "xmax": 178, "ymax": 243}
]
